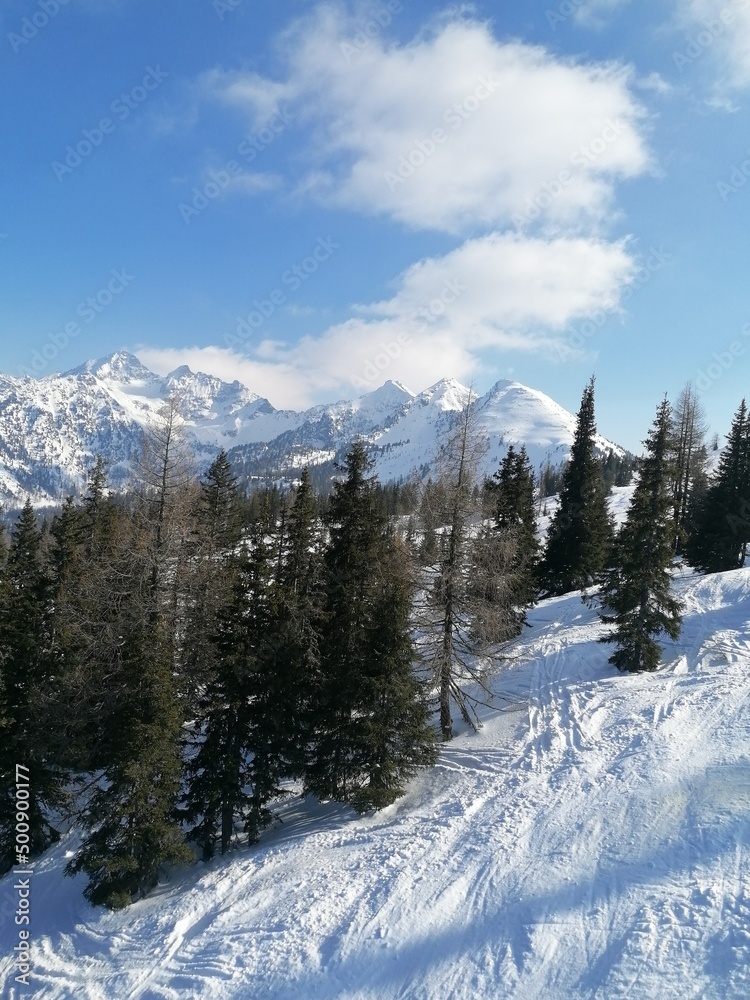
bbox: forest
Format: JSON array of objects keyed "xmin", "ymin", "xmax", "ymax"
[{"xmin": 2, "ymin": 379, "xmax": 748, "ymax": 910}]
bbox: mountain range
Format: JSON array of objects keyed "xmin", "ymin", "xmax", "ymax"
[{"xmin": 0, "ymin": 351, "xmax": 622, "ymax": 505}]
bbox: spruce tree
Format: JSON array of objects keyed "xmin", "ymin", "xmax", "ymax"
[
  {"xmin": 686, "ymin": 399, "xmax": 750, "ymax": 573},
  {"xmin": 0, "ymin": 501, "xmax": 64, "ymax": 873},
  {"xmin": 182, "ymin": 497, "xmax": 296, "ymax": 859},
  {"xmin": 66, "ymin": 407, "xmax": 193, "ymax": 907},
  {"xmin": 492, "ymin": 444, "xmax": 539, "ymax": 615},
  {"xmin": 599, "ymin": 399, "xmax": 683, "ymax": 672},
  {"xmin": 540, "ymin": 378, "xmax": 612, "ymax": 595},
  {"xmin": 306, "ymin": 442, "xmax": 435, "ymax": 808},
  {"xmin": 264, "ymin": 468, "xmax": 324, "ymax": 778}
]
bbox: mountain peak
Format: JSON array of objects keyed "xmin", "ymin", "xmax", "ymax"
[
  {"xmin": 69, "ymin": 351, "xmax": 156, "ymax": 383},
  {"xmin": 419, "ymin": 377, "xmax": 472, "ymax": 411},
  {"xmin": 357, "ymin": 379, "xmax": 415, "ymax": 407}
]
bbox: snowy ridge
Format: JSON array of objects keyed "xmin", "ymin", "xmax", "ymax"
[
  {"xmin": 0, "ymin": 353, "xmax": 622, "ymax": 504},
  {"xmin": 3, "ymin": 566, "xmax": 750, "ymax": 998}
]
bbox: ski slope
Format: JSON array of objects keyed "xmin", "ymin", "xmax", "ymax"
[{"xmin": 3, "ymin": 567, "xmax": 750, "ymax": 999}]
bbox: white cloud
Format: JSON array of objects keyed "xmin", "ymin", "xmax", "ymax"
[
  {"xmin": 203, "ymin": 5, "xmax": 652, "ymax": 234},
  {"xmin": 200, "ymin": 69, "xmax": 295, "ymax": 131},
  {"xmin": 680, "ymin": 0, "xmax": 750, "ymax": 92},
  {"xmin": 572, "ymin": 0, "xmax": 631, "ymax": 29},
  {"xmin": 138, "ymin": 232, "xmax": 638, "ymax": 408}
]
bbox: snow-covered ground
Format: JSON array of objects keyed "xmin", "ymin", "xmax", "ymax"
[{"xmin": 4, "ymin": 565, "xmax": 750, "ymax": 998}]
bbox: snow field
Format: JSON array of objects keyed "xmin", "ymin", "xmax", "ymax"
[{"xmin": 3, "ymin": 567, "xmax": 750, "ymax": 998}]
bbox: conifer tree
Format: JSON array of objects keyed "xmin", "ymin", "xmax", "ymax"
[
  {"xmin": 66, "ymin": 407, "xmax": 193, "ymax": 907},
  {"xmin": 181, "ymin": 450, "xmax": 243, "ymax": 709},
  {"xmin": 686, "ymin": 399, "xmax": 750, "ymax": 573},
  {"xmin": 599, "ymin": 399, "xmax": 683, "ymax": 672},
  {"xmin": 264, "ymin": 468, "xmax": 324, "ymax": 778},
  {"xmin": 0, "ymin": 501, "xmax": 64, "ymax": 873},
  {"xmin": 491, "ymin": 444, "xmax": 539, "ymax": 615},
  {"xmin": 540, "ymin": 378, "xmax": 612, "ymax": 596},
  {"xmin": 669, "ymin": 382, "xmax": 709, "ymax": 554},
  {"xmin": 182, "ymin": 530, "xmax": 270, "ymax": 859},
  {"xmin": 306, "ymin": 442, "xmax": 435, "ymax": 808},
  {"xmin": 50, "ymin": 459, "xmax": 129, "ymax": 772}
]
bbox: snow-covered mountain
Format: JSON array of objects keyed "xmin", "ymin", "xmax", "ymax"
[
  {"xmin": 0, "ymin": 352, "xmax": 622, "ymax": 504},
  {"xmin": 4, "ymin": 564, "xmax": 750, "ymax": 998}
]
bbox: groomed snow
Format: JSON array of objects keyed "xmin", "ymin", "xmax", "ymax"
[{"xmin": 3, "ymin": 566, "xmax": 750, "ymax": 998}]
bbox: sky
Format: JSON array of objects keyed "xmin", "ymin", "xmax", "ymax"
[{"xmin": 2, "ymin": 0, "xmax": 750, "ymax": 451}]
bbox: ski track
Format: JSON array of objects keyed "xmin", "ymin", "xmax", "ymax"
[{"xmin": 3, "ymin": 570, "xmax": 750, "ymax": 998}]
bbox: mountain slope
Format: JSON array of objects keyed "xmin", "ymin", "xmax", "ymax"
[
  {"xmin": 0, "ymin": 354, "xmax": 622, "ymax": 504},
  {"xmin": 3, "ymin": 566, "xmax": 750, "ymax": 998}
]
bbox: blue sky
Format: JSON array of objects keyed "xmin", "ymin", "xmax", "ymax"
[{"xmin": 2, "ymin": 0, "xmax": 750, "ymax": 451}]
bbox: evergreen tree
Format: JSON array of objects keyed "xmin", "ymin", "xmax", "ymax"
[
  {"xmin": 50, "ymin": 460, "xmax": 130, "ymax": 773},
  {"xmin": 181, "ymin": 450, "xmax": 243, "ymax": 709},
  {"xmin": 306, "ymin": 442, "xmax": 435, "ymax": 808},
  {"xmin": 599, "ymin": 399, "xmax": 683, "ymax": 672},
  {"xmin": 182, "ymin": 520, "xmax": 277, "ymax": 860},
  {"xmin": 264, "ymin": 468, "xmax": 324, "ymax": 778},
  {"xmin": 0, "ymin": 501, "xmax": 64, "ymax": 873},
  {"xmin": 540, "ymin": 378, "xmax": 612, "ymax": 596},
  {"xmin": 66, "ymin": 406, "xmax": 193, "ymax": 907},
  {"xmin": 686, "ymin": 399, "xmax": 750, "ymax": 573},
  {"xmin": 491, "ymin": 445, "xmax": 539, "ymax": 616},
  {"xmin": 65, "ymin": 583, "xmax": 192, "ymax": 906}
]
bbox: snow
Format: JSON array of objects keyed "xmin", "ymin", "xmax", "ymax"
[
  {"xmin": 4, "ymin": 566, "xmax": 750, "ymax": 998},
  {"xmin": 0, "ymin": 353, "xmax": 628, "ymax": 503}
]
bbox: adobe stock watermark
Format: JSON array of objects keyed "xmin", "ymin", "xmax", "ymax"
[
  {"xmin": 339, "ymin": 1, "xmax": 403, "ymax": 62},
  {"xmin": 716, "ymin": 148, "xmax": 750, "ymax": 201},
  {"xmin": 52, "ymin": 67, "xmax": 169, "ymax": 181},
  {"xmin": 512, "ymin": 119, "xmax": 625, "ymax": 229},
  {"xmin": 7, "ymin": 0, "xmax": 70, "ymax": 54},
  {"xmin": 213, "ymin": 0, "xmax": 243, "ymax": 20},
  {"xmin": 18, "ymin": 269, "xmax": 134, "ymax": 378},
  {"xmin": 222, "ymin": 238, "xmax": 339, "ymax": 349},
  {"xmin": 384, "ymin": 77, "xmax": 499, "ymax": 190},
  {"xmin": 553, "ymin": 247, "xmax": 672, "ymax": 362},
  {"xmin": 180, "ymin": 107, "xmax": 294, "ymax": 224},
  {"xmin": 673, "ymin": 0, "xmax": 749, "ymax": 71},
  {"xmin": 545, "ymin": 0, "xmax": 591, "ymax": 30},
  {"xmin": 12, "ymin": 764, "xmax": 33, "ymax": 989},
  {"xmin": 352, "ymin": 277, "xmax": 467, "ymax": 389},
  {"xmin": 695, "ymin": 320, "xmax": 750, "ymax": 392}
]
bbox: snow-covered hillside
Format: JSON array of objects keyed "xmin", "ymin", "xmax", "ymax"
[
  {"xmin": 0, "ymin": 353, "xmax": 622, "ymax": 504},
  {"xmin": 4, "ymin": 566, "xmax": 750, "ymax": 999}
]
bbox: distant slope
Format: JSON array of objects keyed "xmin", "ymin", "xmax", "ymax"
[
  {"xmin": 4, "ymin": 567, "xmax": 750, "ymax": 999},
  {"xmin": 0, "ymin": 352, "xmax": 622, "ymax": 504}
]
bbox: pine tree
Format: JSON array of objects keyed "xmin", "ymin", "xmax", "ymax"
[
  {"xmin": 65, "ymin": 591, "xmax": 192, "ymax": 906},
  {"xmin": 264, "ymin": 468, "xmax": 324, "ymax": 778},
  {"xmin": 540, "ymin": 378, "xmax": 612, "ymax": 596},
  {"xmin": 306, "ymin": 442, "xmax": 435, "ymax": 807},
  {"xmin": 181, "ymin": 450, "xmax": 243, "ymax": 709},
  {"xmin": 50, "ymin": 460, "xmax": 130, "ymax": 772},
  {"xmin": 686, "ymin": 400, "xmax": 750, "ymax": 574},
  {"xmin": 66, "ymin": 407, "xmax": 193, "ymax": 907},
  {"xmin": 599, "ymin": 399, "xmax": 683, "ymax": 672},
  {"xmin": 491, "ymin": 444, "xmax": 539, "ymax": 616},
  {"xmin": 0, "ymin": 501, "xmax": 64, "ymax": 873}
]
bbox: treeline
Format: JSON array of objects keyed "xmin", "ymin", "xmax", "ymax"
[{"xmin": 1, "ymin": 379, "xmax": 748, "ymax": 910}]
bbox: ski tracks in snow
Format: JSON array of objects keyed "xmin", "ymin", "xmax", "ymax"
[{"xmin": 5, "ymin": 573, "xmax": 750, "ymax": 998}]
